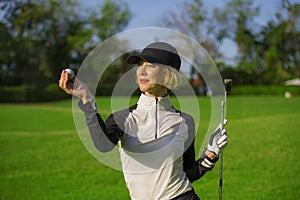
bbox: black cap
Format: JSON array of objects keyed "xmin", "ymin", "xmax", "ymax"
[{"xmin": 126, "ymin": 42, "xmax": 181, "ymax": 70}]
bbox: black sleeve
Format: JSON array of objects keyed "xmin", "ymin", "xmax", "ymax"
[
  {"xmin": 182, "ymin": 112, "xmax": 218, "ymax": 182},
  {"xmin": 78, "ymin": 100, "xmax": 124, "ymax": 153},
  {"xmin": 183, "ymin": 140, "xmax": 200, "ymax": 182},
  {"xmin": 181, "ymin": 113, "xmax": 199, "ymax": 182}
]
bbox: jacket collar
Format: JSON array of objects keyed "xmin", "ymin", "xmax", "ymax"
[{"xmin": 137, "ymin": 93, "xmax": 173, "ymax": 110}]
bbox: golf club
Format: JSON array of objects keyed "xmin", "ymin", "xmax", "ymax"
[{"xmin": 219, "ymin": 79, "xmax": 232, "ymax": 200}]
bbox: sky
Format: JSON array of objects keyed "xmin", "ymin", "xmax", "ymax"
[
  {"xmin": 80, "ymin": 0, "xmax": 300, "ymax": 28},
  {"xmin": 79, "ymin": 0, "xmax": 299, "ymax": 64}
]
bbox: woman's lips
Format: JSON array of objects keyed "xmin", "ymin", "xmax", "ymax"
[{"xmin": 139, "ymin": 79, "xmax": 149, "ymax": 84}]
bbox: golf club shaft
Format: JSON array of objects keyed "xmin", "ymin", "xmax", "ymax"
[
  {"xmin": 219, "ymin": 79, "xmax": 231, "ymax": 200},
  {"xmin": 219, "ymin": 151, "xmax": 223, "ymax": 200},
  {"xmin": 219, "ymin": 92, "xmax": 226, "ymax": 200}
]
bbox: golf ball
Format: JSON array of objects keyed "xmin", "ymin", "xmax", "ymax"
[{"xmin": 64, "ymin": 68, "xmax": 75, "ymax": 80}]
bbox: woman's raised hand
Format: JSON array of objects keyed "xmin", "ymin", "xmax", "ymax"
[{"xmin": 58, "ymin": 70, "xmax": 92, "ymax": 104}]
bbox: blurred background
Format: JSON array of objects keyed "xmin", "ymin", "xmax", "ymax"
[
  {"xmin": 0, "ymin": 0, "xmax": 299, "ymax": 102},
  {"xmin": 1, "ymin": 1, "xmax": 300, "ymax": 199}
]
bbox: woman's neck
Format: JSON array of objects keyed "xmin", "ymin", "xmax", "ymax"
[{"xmin": 144, "ymin": 88, "xmax": 168, "ymax": 98}]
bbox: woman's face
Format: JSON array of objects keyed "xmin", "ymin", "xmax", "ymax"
[{"xmin": 136, "ymin": 61, "xmax": 167, "ymax": 97}]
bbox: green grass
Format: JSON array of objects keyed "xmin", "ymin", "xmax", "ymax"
[{"xmin": 0, "ymin": 96, "xmax": 299, "ymax": 199}]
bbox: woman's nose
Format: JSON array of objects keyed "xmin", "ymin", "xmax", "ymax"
[{"xmin": 139, "ymin": 64, "xmax": 147, "ymax": 75}]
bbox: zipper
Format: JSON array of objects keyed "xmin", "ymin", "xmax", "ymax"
[{"xmin": 155, "ymin": 98, "xmax": 158, "ymax": 139}]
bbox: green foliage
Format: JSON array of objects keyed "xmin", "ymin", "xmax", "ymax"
[
  {"xmin": 165, "ymin": 0, "xmax": 300, "ymax": 85},
  {"xmin": 221, "ymin": 0, "xmax": 300, "ymax": 84},
  {"xmin": 229, "ymin": 85, "xmax": 300, "ymax": 96},
  {"xmin": 1, "ymin": 0, "xmax": 300, "ymax": 102},
  {"xmin": 0, "ymin": 0, "xmax": 131, "ymax": 86},
  {"xmin": 89, "ymin": 0, "xmax": 131, "ymax": 41}
]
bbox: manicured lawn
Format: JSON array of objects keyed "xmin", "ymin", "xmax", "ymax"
[{"xmin": 0, "ymin": 96, "xmax": 299, "ymax": 199}]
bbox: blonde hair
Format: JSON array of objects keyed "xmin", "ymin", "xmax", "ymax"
[
  {"xmin": 136, "ymin": 61, "xmax": 181, "ymax": 89},
  {"xmin": 162, "ymin": 66, "xmax": 181, "ymax": 89}
]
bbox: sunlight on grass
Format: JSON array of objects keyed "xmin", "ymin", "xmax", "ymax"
[{"xmin": 0, "ymin": 96, "xmax": 299, "ymax": 199}]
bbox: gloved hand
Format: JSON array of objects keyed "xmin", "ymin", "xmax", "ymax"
[{"xmin": 207, "ymin": 119, "xmax": 228, "ymax": 155}]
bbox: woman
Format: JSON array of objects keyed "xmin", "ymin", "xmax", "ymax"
[{"xmin": 59, "ymin": 42, "xmax": 228, "ymax": 200}]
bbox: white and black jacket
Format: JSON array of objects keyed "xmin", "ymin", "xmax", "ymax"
[{"xmin": 78, "ymin": 94, "xmax": 217, "ymax": 200}]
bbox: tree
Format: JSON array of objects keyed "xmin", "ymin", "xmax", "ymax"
[
  {"xmin": 162, "ymin": 0, "xmax": 300, "ymax": 85},
  {"xmin": 161, "ymin": 0, "xmax": 220, "ymax": 59},
  {"xmin": 213, "ymin": 0, "xmax": 300, "ymax": 85},
  {"xmin": 161, "ymin": 0, "xmax": 223, "ymax": 85},
  {"xmin": 89, "ymin": 0, "xmax": 131, "ymax": 42},
  {"xmin": 213, "ymin": 0, "xmax": 260, "ymax": 64},
  {"xmin": 0, "ymin": 0, "xmax": 131, "ymax": 86},
  {"xmin": 259, "ymin": 0, "xmax": 300, "ymax": 84}
]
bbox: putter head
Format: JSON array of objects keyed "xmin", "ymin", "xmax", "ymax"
[{"xmin": 224, "ymin": 79, "xmax": 232, "ymax": 93}]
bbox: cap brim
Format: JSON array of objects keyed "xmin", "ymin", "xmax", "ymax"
[
  {"xmin": 126, "ymin": 54, "xmax": 143, "ymax": 65},
  {"xmin": 126, "ymin": 54, "xmax": 162, "ymax": 66}
]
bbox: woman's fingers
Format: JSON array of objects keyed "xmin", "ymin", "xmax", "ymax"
[
  {"xmin": 58, "ymin": 70, "xmax": 91, "ymax": 101},
  {"xmin": 59, "ymin": 70, "xmax": 73, "ymax": 94}
]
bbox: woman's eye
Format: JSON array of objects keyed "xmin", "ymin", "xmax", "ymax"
[
  {"xmin": 138, "ymin": 60, "xmax": 144, "ymax": 66},
  {"xmin": 148, "ymin": 64, "xmax": 156, "ymax": 68}
]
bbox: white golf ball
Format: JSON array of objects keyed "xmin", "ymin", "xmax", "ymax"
[{"xmin": 64, "ymin": 68, "xmax": 75, "ymax": 80}]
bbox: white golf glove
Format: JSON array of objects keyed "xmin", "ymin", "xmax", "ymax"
[{"xmin": 207, "ymin": 119, "xmax": 228, "ymax": 155}]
